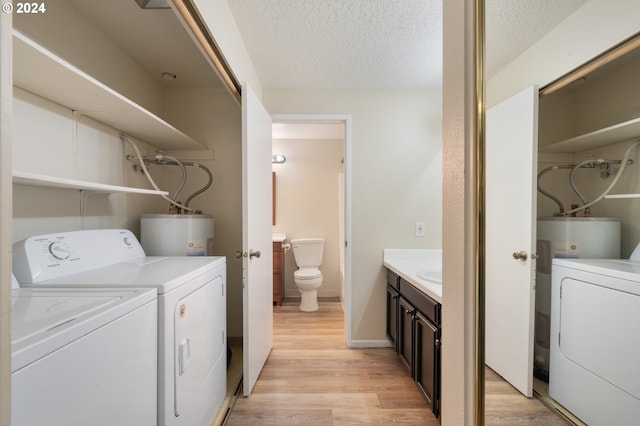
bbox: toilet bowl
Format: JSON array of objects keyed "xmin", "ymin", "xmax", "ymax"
[{"xmin": 291, "ymin": 238, "xmax": 324, "ymax": 312}]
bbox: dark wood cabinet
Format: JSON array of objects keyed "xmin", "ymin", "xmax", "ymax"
[
  {"xmin": 386, "ymin": 270, "xmax": 400, "ymax": 351},
  {"xmin": 398, "ymin": 296, "xmax": 415, "ymax": 372},
  {"xmin": 273, "ymin": 241, "xmax": 283, "ymax": 305},
  {"xmin": 387, "ymin": 270, "xmax": 441, "ymax": 419},
  {"xmin": 415, "ymin": 311, "xmax": 440, "ymax": 416}
]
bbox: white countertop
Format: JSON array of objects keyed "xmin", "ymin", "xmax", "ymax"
[
  {"xmin": 383, "ymin": 249, "xmax": 442, "ymax": 303},
  {"xmin": 272, "ymin": 233, "xmax": 287, "ymax": 242}
]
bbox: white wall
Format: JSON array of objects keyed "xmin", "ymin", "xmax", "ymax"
[
  {"xmin": 272, "ymin": 137, "xmax": 344, "ymax": 298},
  {"xmin": 12, "ymin": 89, "xmax": 161, "ymax": 242},
  {"xmin": 264, "ymin": 89, "xmax": 442, "ymax": 343},
  {"xmin": 191, "ymin": 0, "xmax": 262, "ymax": 97}
]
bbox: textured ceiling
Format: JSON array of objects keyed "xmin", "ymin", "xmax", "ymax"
[{"xmin": 228, "ymin": 0, "xmax": 588, "ymax": 91}]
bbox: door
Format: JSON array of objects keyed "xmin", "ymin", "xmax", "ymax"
[
  {"xmin": 485, "ymin": 85, "xmax": 538, "ymax": 397},
  {"xmin": 242, "ymin": 83, "xmax": 273, "ymax": 395},
  {"xmin": 386, "ymin": 285, "xmax": 399, "ymax": 351},
  {"xmin": 398, "ymin": 296, "xmax": 414, "ymax": 373},
  {"xmin": 415, "ymin": 311, "xmax": 439, "ymax": 416}
]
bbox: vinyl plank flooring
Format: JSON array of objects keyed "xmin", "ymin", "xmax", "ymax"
[{"xmin": 225, "ymin": 298, "xmax": 567, "ymax": 425}]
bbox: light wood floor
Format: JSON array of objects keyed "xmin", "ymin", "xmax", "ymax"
[{"xmin": 225, "ymin": 298, "xmax": 569, "ymax": 425}]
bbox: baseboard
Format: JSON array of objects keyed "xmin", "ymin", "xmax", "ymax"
[{"xmin": 348, "ymin": 339, "xmax": 393, "ymax": 348}]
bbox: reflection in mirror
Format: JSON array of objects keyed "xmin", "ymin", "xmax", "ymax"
[{"xmin": 485, "ymin": 1, "xmax": 640, "ymax": 424}]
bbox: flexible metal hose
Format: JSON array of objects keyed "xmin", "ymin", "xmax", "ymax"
[{"xmin": 537, "ymin": 164, "xmax": 574, "ymax": 215}]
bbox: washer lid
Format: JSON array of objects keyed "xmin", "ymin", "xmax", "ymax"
[
  {"xmin": 11, "ymin": 287, "xmax": 156, "ymax": 371},
  {"xmin": 294, "ymin": 269, "xmax": 321, "ymax": 279}
]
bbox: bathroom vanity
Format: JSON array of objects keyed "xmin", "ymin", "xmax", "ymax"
[
  {"xmin": 384, "ymin": 249, "xmax": 442, "ymax": 418},
  {"xmin": 272, "ymin": 233, "xmax": 286, "ymax": 306}
]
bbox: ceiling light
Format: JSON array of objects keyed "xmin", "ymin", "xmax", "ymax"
[
  {"xmin": 272, "ymin": 154, "xmax": 286, "ymax": 164},
  {"xmin": 135, "ymin": 0, "xmax": 170, "ymax": 9}
]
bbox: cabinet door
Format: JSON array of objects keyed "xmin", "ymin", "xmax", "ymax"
[
  {"xmin": 272, "ymin": 242, "xmax": 283, "ymax": 305},
  {"xmin": 386, "ymin": 285, "xmax": 399, "ymax": 351},
  {"xmin": 398, "ymin": 296, "xmax": 415, "ymax": 373},
  {"xmin": 414, "ymin": 311, "xmax": 439, "ymax": 417}
]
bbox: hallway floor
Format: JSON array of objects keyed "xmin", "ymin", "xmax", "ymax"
[{"xmin": 223, "ymin": 298, "xmax": 569, "ymax": 425}]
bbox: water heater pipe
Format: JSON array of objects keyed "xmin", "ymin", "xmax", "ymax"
[
  {"xmin": 537, "ymin": 164, "xmax": 574, "ymax": 215},
  {"xmin": 562, "ymin": 140, "xmax": 640, "ymax": 216},
  {"xmin": 120, "ymin": 134, "xmax": 200, "ymax": 213}
]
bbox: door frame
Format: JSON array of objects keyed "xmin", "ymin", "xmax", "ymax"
[{"xmin": 271, "ymin": 114, "xmax": 353, "ymax": 346}]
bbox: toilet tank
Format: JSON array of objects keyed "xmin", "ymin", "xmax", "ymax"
[{"xmin": 291, "ymin": 238, "xmax": 324, "ymax": 267}]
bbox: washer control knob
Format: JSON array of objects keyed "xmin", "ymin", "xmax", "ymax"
[{"xmin": 49, "ymin": 242, "xmax": 72, "ymax": 260}]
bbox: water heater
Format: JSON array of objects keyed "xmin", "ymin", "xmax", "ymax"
[
  {"xmin": 140, "ymin": 214, "xmax": 214, "ymax": 256},
  {"xmin": 534, "ymin": 216, "xmax": 620, "ymax": 380}
]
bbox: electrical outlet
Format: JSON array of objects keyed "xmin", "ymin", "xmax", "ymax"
[{"xmin": 415, "ymin": 221, "xmax": 425, "ymax": 237}]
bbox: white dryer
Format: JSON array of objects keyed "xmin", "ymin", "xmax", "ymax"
[
  {"xmin": 550, "ymin": 255, "xmax": 640, "ymax": 425},
  {"xmin": 11, "ymin": 275, "xmax": 157, "ymax": 426},
  {"xmin": 13, "ymin": 229, "xmax": 227, "ymax": 426}
]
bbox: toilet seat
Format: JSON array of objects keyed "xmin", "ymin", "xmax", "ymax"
[{"xmin": 294, "ymin": 269, "xmax": 322, "ymax": 280}]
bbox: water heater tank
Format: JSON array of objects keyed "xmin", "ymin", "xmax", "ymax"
[
  {"xmin": 140, "ymin": 214, "xmax": 214, "ymax": 256},
  {"xmin": 534, "ymin": 216, "xmax": 620, "ymax": 380}
]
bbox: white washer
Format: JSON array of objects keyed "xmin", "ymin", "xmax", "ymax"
[
  {"xmin": 11, "ymin": 275, "xmax": 157, "ymax": 426},
  {"xmin": 13, "ymin": 229, "xmax": 227, "ymax": 426},
  {"xmin": 550, "ymin": 256, "xmax": 640, "ymax": 425}
]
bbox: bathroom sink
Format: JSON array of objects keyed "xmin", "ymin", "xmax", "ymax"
[{"xmin": 417, "ymin": 270, "xmax": 442, "ymax": 284}]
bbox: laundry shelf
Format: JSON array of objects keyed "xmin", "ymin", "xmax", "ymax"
[
  {"xmin": 12, "ymin": 30, "xmax": 204, "ymax": 150},
  {"xmin": 540, "ymin": 117, "xmax": 640, "ymax": 153},
  {"xmin": 13, "ymin": 170, "xmax": 168, "ymax": 196},
  {"xmin": 604, "ymin": 193, "xmax": 640, "ymax": 199}
]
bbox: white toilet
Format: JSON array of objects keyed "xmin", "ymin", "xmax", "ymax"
[{"xmin": 291, "ymin": 238, "xmax": 324, "ymax": 312}]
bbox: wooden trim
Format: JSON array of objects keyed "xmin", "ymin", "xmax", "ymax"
[
  {"xmin": 475, "ymin": 0, "xmax": 486, "ymax": 423},
  {"xmin": 540, "ymin": 32, "xmax": 640, "ymax": 97},
  {"xmin": 171, "ymin": 0, "xmax": 242, "ymax": 103}
]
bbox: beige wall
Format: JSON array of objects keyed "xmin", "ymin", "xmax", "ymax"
[
  {"xmin": 487, "ymin": 0, "xmax": 640, "ymax": 107},
  {"xmin": 162, "ymin": 88, "xmax": 244, "ymax": 337},
  {"xmin": 264, "ymin": 89, "xmax": 442, "ymax": 344},
  {"xmin": 272, "ymin": 137, "xmax": 344, "ymax": 298},
  {"xmin": 441, "ymin": 1, "xmax": 477, "ymax": 423}
]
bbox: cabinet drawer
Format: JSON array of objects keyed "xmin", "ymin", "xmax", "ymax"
[
  {"xmin": 273, "ymin": 241, "xmax": 282, "ymax": 251},
  {"xmin": 400, "ymin": 278, "xmax": 440, "ymax": 326},
  {"xmin": 387, "ymin": 269, "xmax": 400, "ymax": 290}
]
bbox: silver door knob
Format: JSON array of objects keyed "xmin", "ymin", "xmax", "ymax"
[
  {"xmin": 512, "ymin": 250, "xmax": 528, "ymax": 261},
  {"xmin": 249, "ymin": 249, "xmax": 261, "ymax": 259}
]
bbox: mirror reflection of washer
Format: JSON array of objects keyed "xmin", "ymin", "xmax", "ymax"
[
  {"xmin": 550, "ymin": 248, "xmax": 640, "ymax": 425},
  {"xmin": 13, "ymin": 229, "xmax": 227, "ymax": 426},
  {"xmin": 11, "ymin": 274, "xmax": 157, "ymax": 425}
]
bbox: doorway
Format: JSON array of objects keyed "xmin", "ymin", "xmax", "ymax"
[{"xmin": 271, "ymin": 114, "xmax": 352, "ymax": 345}]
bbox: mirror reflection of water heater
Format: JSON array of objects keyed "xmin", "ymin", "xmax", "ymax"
[{"xmin": 141, "ymin": 214, "xmax": 214, "ymax": 256}]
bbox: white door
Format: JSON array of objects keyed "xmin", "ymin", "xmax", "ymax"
[
  {"xmin": 242, "ymin": 83, "xmax": 274, "ymax": 396},
  {"xmin": 485, "ymin": 85, "xmax": 538, "ymax": 397}
]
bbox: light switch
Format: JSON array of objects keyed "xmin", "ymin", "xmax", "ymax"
[{"xmin": 415, "ymin": 221, "xmax": 425, "ymax": 237}]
